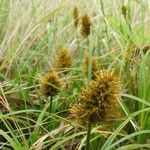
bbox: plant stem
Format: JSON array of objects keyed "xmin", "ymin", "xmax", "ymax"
[
  {"xmin": 86, "ymin": 121, "xmax": 92, "ymax": 150},
  {"xmin": 49, "ymin": 96, "xmax": 53, "ymax": 113},
  {"xmin": 100, "ymin": 0, "xmax": 108, "ymax": 39},
  {"xmin": 88, "ymin": 52, "xmax": 92, "ymax": 81},
  {"xmin": 87, "ymin": 37, "xmax": 90, "ymax": 53},
  {"xmin": 76, "ymin": 28, "xmax": 80, "ymax": 51}
]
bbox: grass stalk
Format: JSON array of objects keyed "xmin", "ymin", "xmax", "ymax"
[
  {"xmin": 49, "ymin": 96, "xmax": 53, "ymax": 113},
  {"xmin": 99, "ymin": 0, "xmax": 109, "ymax": 41},
  {"xmin": 86, "ymin": 121, "xmax": 92, "ymax": 150},
  {"xmin": 76, "ymin": 28, "xmax": 80, "ymax": 52}
]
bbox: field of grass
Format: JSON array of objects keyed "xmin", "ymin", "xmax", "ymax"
[{"xmin": 0, "ymin": 0, "xmax": 150, "ymax": 149}]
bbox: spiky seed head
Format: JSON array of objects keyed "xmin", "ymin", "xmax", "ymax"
[
  {"xmin": 142, "ymin": 45, "xmax": 150, "ymax": 54},
  {"xmin": 55, "ymin": 48, "xmax": 72, "ymax": 73},
  {"xmin": 80, "ymin": 13, "xmax": 91, "ymax": 38},
  {"xmin": 70, "ymin": 104, "xmax": 88, "ymax": 122},
  {"xmin": 70, "ymin": 70, "xmax": 121, "ymax": 126},
  {"xmin": 121, "ymin": 5, "xmax": 127, "ymax": 18},
  {"xmin": 132, "ymin": 44, "xmax": 150, "ymax": 59},
  {"xmin": 73, "ymin": 7, "xmax": 79, "ymax": 27},
  {"xmin": 83, "ymin": 53, "xmax": 99, "ymax": 80},
  {"xmin": 40, "ymin": 70, "xmax": 61, "ymax": 97}
]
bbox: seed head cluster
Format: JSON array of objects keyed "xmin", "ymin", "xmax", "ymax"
[
  {"xmin": 121, "ymin": 5, "xmax": 127, "ymax": 18},
  {"xmin": 80, "ymin": 14, "xmax": 91, "ymax": 38},
  {"xmin": 40, "ymin": 70, "xmax": 61, "ymax": 97},
  {"xmin": 83, "ymin": 53, "xmax": 99, "ymax": 80},
  {"xmin": 73, "ymin": 7, "xmax": 79, "ymax": 27},
  {"xmin": 70, "ymin": 70, "xmax": 121, "ymax": 126},
  {"xmin": 56, "ymin": 48, "xmax": 72, "ymax": 72}
]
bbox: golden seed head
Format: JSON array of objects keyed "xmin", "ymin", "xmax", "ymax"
[
  {"xmin": 142, "ymin": 45, "xmax": 150, "ymax": 53},
  {"xmin": 55, "ymin": 48, "xmax": 72, "ymax": 73},
  {"xmin": 121, "ymin": 5, "xmax": 127, "ymax": 18},
  {"xmin": 80, "ymin": 13, "xmax": 92, "ymax": 38},
  {"xmin": 70, "ymin": 104, "xmax": 88, "ymax": 122},
  {"xmin": 132, "ymin": 44, "xmax": 150, "ymax": 59},
  {"xmin": 73, "ymin": 7, "xmax": 79, "ymax": 27},
  {"xmin": 40, "ymin": 70, "xmax": 61, "ymax": 97},
  {"xmin": 70, "ymin": 70, "xmax": 121, "ymax": 125},
  {"xmin": 83, "ymin": 53, "xmax": 99, "ymax": 80}
]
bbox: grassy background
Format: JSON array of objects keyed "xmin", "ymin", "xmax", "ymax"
[{"xmin": 0, "ymin": 0, "xmax": 150, "ymax": 149}]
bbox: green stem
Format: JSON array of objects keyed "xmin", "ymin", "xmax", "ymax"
[
  {"xmin": 49, "ymin": 96, "xmax": 53, "ymax": 113},
  {"xmin": 86, "ymin": 121, "xmax": 92, "ymax": 150},
  {"xmin": 76, "ymin": 28, "xmax": 80, "ymax": 52},
  {"xmin": 100, "ymin": 0, "xmax": 108, "ymax": 39},
  {"xmin": 87, "ymin": 37, "xmax": 89, "ymax": 53},
  {"xmin": 88, "ymin": 53, "xmax": 92, "ymax": 81},
  {"xmin": 125, "ymin": 1, "xmax": 132, "ymax": 34}
]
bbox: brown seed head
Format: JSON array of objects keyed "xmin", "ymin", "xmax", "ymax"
[
  {"xmin": 70, "ymin": 70, "xmax": 121, "ymax": 126},
  {"xmin": 56, "ymin": 48, "xmax": 72, "ymax": 73},
  {"xmin": 80, "ymin": 14, "xmax": 92, "ymax": 38},
  {"xmin": 83, "ymin": 53, "xmax": 99, "ymax": 80},
  {"xmin": 121, "ymin": 5, "xmax": 127, "ymax": 18},
  {"xmin": 142, "ymin": 45, "xmax": 150, "ymax": 53},
  {"xmin": 73, "ymin": 7, "xmax": 79, "ymax": 27},
  {"xmin": 40, "ymin": 70, "xmax": 61, "ymax": 97}
]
